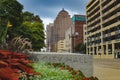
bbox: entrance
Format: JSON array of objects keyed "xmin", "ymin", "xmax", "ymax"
[{"xmin": 115, "ymin": 43, "xmax": 120, "ymax": 58}]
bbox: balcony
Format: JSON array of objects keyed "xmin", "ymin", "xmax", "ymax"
[
  {"xmin": 102, "ymin": 15, "xmax": 117, "ymax": 25},
  {"xmin": 88, "ymin": 24, "xmax": 101, "ymax": 34},
  {"xmin": 87, "ymin": 0, "xmax": 99, "ymax": 12},
  {"xmin": 102, "ymin": 0, "xmax": 111, "ymax": 7},
  {"xmin": 87, "ymin": 11, "xmax": 100, "ymax": 22},
  {"xmin": 90, "ymin": 18, "xmax": 100, "ymax": 26},
  {"xmin": 88, "ymin": 17, "xmax": 99, "ymax": 27},
  {"xmin": 102, "ymin": 21, "xmax": 120, "ymax": 31},
  {"xmin": 88, "ymin": 7, "xmax": 100, "ymax": 19},
  {"xmin": 102, "ymin": 3, "xmax": 120, "ymax": 17},
  {"xmin": 88, "ymin": 4, "xmax": 100, "ymax": 16},
  {"xmin": 102, "ymin": 1, "xmax": 114, "ymax": 11}
]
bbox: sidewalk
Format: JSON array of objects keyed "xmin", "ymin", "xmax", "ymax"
[{"xmin": 94, "ymin": 59, "xmax": 120, "ymax": 80}]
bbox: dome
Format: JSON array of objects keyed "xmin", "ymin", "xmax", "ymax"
[{"xmin": 58, "ymin": 8, "xmax": 69, "ymax": 15}]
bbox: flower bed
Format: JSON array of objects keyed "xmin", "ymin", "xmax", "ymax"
[
  {"xmin": 31, "ymin": 62, "xmax": 98, "ymax": 80},
  {"xmin": 0, "ymin": 50, "xmax": 41, "ymax": 80},
  {"xmin": 0, "ymin": 50, "xmax": 98, "ymax": 80}
]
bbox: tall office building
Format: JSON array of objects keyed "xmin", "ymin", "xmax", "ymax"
[
  {"xmin": 86, "ymin": 0, "xmax": 120, "ymax": 58},
  {"xmin": 46, "ymin": 23, "xmax": 54, "ymax": 52},
  {"xmin": 53, "ymin": 8, "xmax": 72, "ymax": 52}
]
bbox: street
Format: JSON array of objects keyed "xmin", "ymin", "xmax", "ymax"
[{"xmin": 94, "ymin": 59, "xmax": 120, "ymax": 80}]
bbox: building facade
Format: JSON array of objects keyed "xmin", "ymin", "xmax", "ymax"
[
  {"xmin": 57, "ymin": 39, "xmax": 66, "ymax": 52},
  {"xmin": 83, "ymin": 24, "xmax": 87, "ymax": 44},
  {"xmin": 46, "ymin": 23, "xmax": 54, "ymax": 52},
  {"xmin": 65, "ymin": 27, "xmax": 72, "ymax": 52},
  {"xmin": 53, "ymin": 9, "xmax": 72, "ymax": 52},
  {"xmin": 72, "ymin": 15, "xmax": 86, "ymax": 52},
  {"xmin": 86, "ymin": 0, "xmax": 120, "ymax": 58}
]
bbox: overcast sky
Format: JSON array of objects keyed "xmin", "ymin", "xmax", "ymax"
[{"xmin": 17, "ymin": 0, "xmax": 89, "ymax": 29}]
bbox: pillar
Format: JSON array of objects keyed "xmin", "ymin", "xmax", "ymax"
[
  {"xmin": 106, "ymin": 44, "xmax": 108, "ymax": 55},
  {"xmin": 112, "ymin": 43, "xmax": 115, "ymax": 54}
]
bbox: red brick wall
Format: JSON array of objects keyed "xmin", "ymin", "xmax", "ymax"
[{"xmin": 73, "ymin": 21, "xmax": 86, "ymax": 49}]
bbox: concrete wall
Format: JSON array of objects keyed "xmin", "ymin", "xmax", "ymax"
[{"xmin": 30, "ymin": 52, "xmax": 93, "ymax": 77}]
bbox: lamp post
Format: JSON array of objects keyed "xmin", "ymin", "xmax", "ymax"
[{"xmin": 72, "ymin": 32, "xmax": 79, "ymax": 53}]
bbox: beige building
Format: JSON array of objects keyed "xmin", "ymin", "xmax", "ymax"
[
  {"xmin": 46, "ymin": 23, "xmax": 54, "ymax": 52},
  {"xmin": 53, "ymin": 9, "xmax": 72, "ymax": 52},
  {"xmin": 65, "ymin": 27, "xmax": 72, "ymax": 52},
  {"xmin": 83, "ymin": 24, "xmax": 87, "ymax": 44},
  {"xmin": 57, "ymin": 39, "xmax": 66, "ymax": 52},
  {"xmin": 86, "ymin": 0, "xmax": 120, "ymax": 59}
]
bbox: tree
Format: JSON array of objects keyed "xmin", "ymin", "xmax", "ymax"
[
  {"xmin": 0, "ymin": 0, "xmax": 23, "ymax": 43},
  {"xmin": 0, "ymin": 0, "xmax": 23, "ymax": 27},
  {"xmin": 75, "ymin": 43, "xmax": 86, "ymax": 53},
  {"xmin": 0, "ymin": 1, "xmax": 45, "ymax": 51},
  {"xmin": 16, "ymin": 21, "xmax": 45, "ymax": 51},
  {"xmin": 22, "ymin": 11, "xmax": 42, "ymax": 23},
  {"xmin": 20, "ymin": 11, "xmax": 45, "ymax": 51}
]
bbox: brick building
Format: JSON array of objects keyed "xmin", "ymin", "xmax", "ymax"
[{"xmin": 72, "ymin": 15, "xmax": 86, "ymax": 52}]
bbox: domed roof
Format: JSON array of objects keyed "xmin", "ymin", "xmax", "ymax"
[{"xmin": 58, "ymin": 8, "xmax": 69, "ymax": 15}]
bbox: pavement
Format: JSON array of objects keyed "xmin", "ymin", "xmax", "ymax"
[{"xmin": 94, "ymin": 59, "xmax": 120, "ymax": 80}]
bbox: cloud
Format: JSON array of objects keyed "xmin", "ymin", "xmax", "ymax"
[
  {"xmin": 17, "ymin": 0, "xmax": 89, "ymax": 29},
  {"xmin": 65, "ymin": 9, "xmax": 79, "ymax": 17},
  {"xmin": 41, "ymin": 17, "xmax": 53, "ymax": 30}
]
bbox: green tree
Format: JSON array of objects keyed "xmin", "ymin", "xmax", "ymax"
[
  {"xmin": 22, "ymin": 11, "xmax": 42, "ymax": 23},
  {"xmin": 16, "ymin": 21, "xmax": 45, "ymax": 51},
  {"xmin": 0, "ymin": 0, "xmax": 23, "ymax": 27},
  {"xmin": 20, "ymin": 11, "xmax": 45, "ymax": 51},
  {"xmin": 0, "ymin": 0, "xmax": 45, "ymax": 51},
  {"xmin": 0, "ymin": 0, "xmax": 23, "ymax": 43},
  {"xmin": 75, "ymin": 43, "xmax": 86, "ymax": 53}
]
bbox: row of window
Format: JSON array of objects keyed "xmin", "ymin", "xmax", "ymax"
[
  {"xmin": 103, "ymin": 16, "xmax": 120, "ymax": 27},
  {"xmin": 102, "ymin": 10, "xmax": 118, "ymax": 21},
  {"xmin": 88, "ymin": 26, "xmax": 101, "ymax": 33},
  {"xmin": 87, "ymin": 11, "xmax": 100, "ymax": 23},
  {"xmin": 87, "ymin": 0, "xmax": 99, "ymax": 11},
  {"xmin": 103, "ymin": 34, "xmax": 120, "ymax": 42},
  {"xmin": 102, "ymin": 0, "xmax": 120, "ymax": 14},
  {"xmin": 87, "ymin": 6, "xmax": 100, "ymax": 18},
  {"xmin": 88, "ymin": 19, "xmax": 100, "ymax": 28},
  {"xmin": 103, "ymin": 25, "xmax": 120, "ymax": 35},
  {"xmin": 87, "ymin": 39, "xmax": 101, "ymax": 46},
  {"xmin": 88, "ymin": 34, "xmax": 120, "ymax": 46},
  {"xmin": 102, "ymin": 0, "xmax": 111, "ymax": 7}
]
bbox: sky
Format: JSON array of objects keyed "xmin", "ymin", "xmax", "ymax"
[{"xmin": 17, "ymin": 0, "xmax": 89, "ymax": 29}]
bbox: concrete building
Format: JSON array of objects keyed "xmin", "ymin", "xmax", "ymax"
[
  {"xmin": 57, "ymin": 39, "xmax": 66, "ymax": 52},
  {"xmin": 86, "ymin": 0, "xmax": 120, "ymax": 58},
  {"xmin": 72, "ymin": 15, "xmax": 86, "ymax": 52},
  {"xmin": 46, "ymin": 23, "xmax": 54, "ymax": 52},
  {"xmin": 65, "ymin": 27, "xmax": 72, "ymax": 52},
  {"xmin": 53, "ymin": 9, "xmax": 72, "ymax": 52},
  {"xmin": 83, "ymin": 24, "xmax": 87, "ymax": 44}
]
